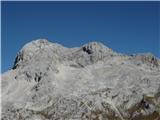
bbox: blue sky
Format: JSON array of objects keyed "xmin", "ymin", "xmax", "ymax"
[{"xmin": 1, "ymin": 1, "xmax": 160, "ymax": 73}]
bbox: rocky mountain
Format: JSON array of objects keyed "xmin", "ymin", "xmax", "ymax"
[{"xmin": 1, "ymin": 39, "xmax": 160, "ymax": 120}]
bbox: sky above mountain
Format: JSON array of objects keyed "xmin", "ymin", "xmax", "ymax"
[{"xmin": 1, "ymin": 1, "xmax": 160, "ymax": 73}]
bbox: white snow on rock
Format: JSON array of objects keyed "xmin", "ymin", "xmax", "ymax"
[{"xmin": 2, "ymin": 39, "xmax": 160, "ymax": 120}]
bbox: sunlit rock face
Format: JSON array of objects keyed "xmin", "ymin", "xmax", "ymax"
[{"xmin": 2, "ymin": 39, "xmax": 160, "ymax": 120}]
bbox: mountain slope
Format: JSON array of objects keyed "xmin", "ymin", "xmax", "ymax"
[{"xmin": 2, "ymin": 39, "xmax": 160, "ymax": 120}]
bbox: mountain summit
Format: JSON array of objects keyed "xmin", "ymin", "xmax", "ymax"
[{"xmin": 2, "ymin": 39, "xmax": 160, "ymax": 120}]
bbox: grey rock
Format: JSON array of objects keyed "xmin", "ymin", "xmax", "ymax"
[{"xmin": 2, "ymin": 39, "xmax": 160, "ymax": 120}]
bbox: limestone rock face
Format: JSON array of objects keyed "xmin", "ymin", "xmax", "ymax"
[
  {"xmin": 131, "ymin": 53, "xmax": 159, "ymax": 67},
  {"xmin": 2, "ymin": 39, "xmax": 160, "ymax": 120}
]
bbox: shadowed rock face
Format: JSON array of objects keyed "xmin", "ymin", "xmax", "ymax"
[{"xmin": 2, "ymin": 39, "xmax": 160, "ymax": 120}]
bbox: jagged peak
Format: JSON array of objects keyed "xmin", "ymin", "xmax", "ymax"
[
  {"xmin": 83, "ymin": 41, "xmax": 106, "ymax": 47},
  {"xmin": 20, "ymin": 40, "xmax": 112, "ymax": 55},
  {"xmin": 30, "ymin": 38, "xmax": 49, "ymax": 44},
  {"xmin": 21, "ymin": 39, "xmax": 68, "ymax": 53},
  {"xmin": 81, "ymin": 41, "xmax": 112, "ymax": 54},
  {"xmin": 21, "ymin": 39, "xmax": 50, "ymax": 51},
  {"xmin": 12, "ymin": 39, "xmax": 58, "ymax": 69},
  {"xmin": 12, "ymin": 39, "xmax": 118, "ymax": 69}
]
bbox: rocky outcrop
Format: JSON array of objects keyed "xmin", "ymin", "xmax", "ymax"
[
  {"xmin": 131, "ymin": 53, "xmax": 159, "ymax": 68},
  {"xmin": 2, "ymin": 39, "xmax": 160, "ymax": 120}
]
